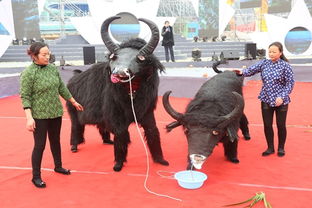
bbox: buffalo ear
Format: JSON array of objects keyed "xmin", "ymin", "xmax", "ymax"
[
  {"xmin": 166, "ymin": 121, "xmax": 182, "ymax": 132},
  {"xmin": 226, "ymin": 126, "xmax": 238, "ymax": 142}
]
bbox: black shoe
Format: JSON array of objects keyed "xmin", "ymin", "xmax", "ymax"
[
  {"xmin": 71, "ymin": 144, "xmax": 77, "ymax": 153},
  {"xmin": 54, "ymin": 167, "xmax": 71, "ymax": 175},
  {"xmin": 31, "ymin": 178, "xmax": 46, "ymax": 188},
  {"xmin": 262, "ymin": 149, "xmax": 275, "ymax": 156},
  {"xmin": 277, "ymin": 149, "xmax": 285, "ymax": 157}
]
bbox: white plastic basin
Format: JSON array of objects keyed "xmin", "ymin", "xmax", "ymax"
[{"xmin": 174, "ymin": 170, "xmax": 208, "ymax": 189}]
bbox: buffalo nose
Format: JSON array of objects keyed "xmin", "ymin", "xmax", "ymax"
[
  {"xmin": 123, "ymin": 69, "xmax": 130, "ymax": 76},
  {"xmin": 112, "ymin": 67, "xmax": 128, "ymax": 76},
  {"xmin": 189, "ymin": 154, "xmax": 206, "ymax": 169}
]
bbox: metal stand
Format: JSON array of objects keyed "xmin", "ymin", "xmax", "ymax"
[{"xmin": 59, "ymin": 0, "xmax": 65, "ymax": 38}]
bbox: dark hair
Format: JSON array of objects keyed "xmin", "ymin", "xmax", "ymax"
[
  {"xmin": 269, "ymin": 41, "xmax": 288, "ymax": 62},
  {"xmin": 27, "ymin": 42, "xmax": 49, "ymax": 59},
  {"xmin": 164, "ymin": 21, "xmax": 169, "ymax": 24}
]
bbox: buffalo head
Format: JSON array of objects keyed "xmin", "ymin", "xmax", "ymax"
[
  {"xmin": 101, "ymin": 16, "xmax": 162, "ymax": 83},
  {"xmin": 162, "ymin": 91, "xmax": 244, "ymax": 169}
]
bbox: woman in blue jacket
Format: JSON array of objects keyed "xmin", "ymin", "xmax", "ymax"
[{"xmin": 235, "ymin": 42, "xmax": 295, "ymax": 157}]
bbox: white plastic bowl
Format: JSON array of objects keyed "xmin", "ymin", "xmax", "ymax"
[{"xmin": 174, "ymin": 170, "xmax": 208, "ymax": 189}]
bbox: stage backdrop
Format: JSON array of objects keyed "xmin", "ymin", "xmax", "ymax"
[
  {"xmin": 11, "ymin": 0, "xmax": 41, "ymax": 40},
  {"xmin": 199, "ymin": 0, "xmax": 219, "ymax": 39}
]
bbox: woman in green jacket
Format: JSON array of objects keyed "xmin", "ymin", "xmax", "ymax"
[{"xmin": 20, "ymin": 42, "xmax": 83, "ymax": 188}]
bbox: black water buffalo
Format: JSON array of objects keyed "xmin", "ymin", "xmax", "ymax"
[
  {"xmin": 162, "ymin": 65, "xmax": 249, "ymax": 170},
  {"xmin": 66, "ymin": 15, "xmax": 169, "ymax": 171}
]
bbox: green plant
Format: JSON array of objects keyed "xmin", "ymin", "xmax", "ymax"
[{"xmin": 223, "ymin": 192, "xmax": 272, "ymax": 208}]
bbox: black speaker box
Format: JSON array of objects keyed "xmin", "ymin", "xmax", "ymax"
[
  {"xmin": 83, "ymin": 46, "xmax": 95, "ymax": 65},
  {"xmin": 245, "ymin": 43, "xmax": 257, "ymax": 59}
]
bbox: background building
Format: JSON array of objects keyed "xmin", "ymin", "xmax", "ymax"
[{"xmin": 1, "ymin": 0, "xmax": 312, "ymax": 58}]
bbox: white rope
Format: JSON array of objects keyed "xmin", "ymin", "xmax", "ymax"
[
  {"xmin": 127, "ymin": 76, "xmax": 182, "ymax": 202},
  {"xmin": 156, "ymin": 170, "xmax": 176, "ymax": 179}
]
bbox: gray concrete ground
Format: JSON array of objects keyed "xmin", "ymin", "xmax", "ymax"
[{"xmin": 0, "ymin": 59, "xmax": 311, "ymax": 98}]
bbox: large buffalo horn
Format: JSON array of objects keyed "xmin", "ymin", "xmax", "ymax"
[
  {"xmin": 162, "ymin": 91, "xmax": 183, "ymax": 121},
  {"xmin": 101, "ymin": 16, "xmax": 120, "ymax": 53},
  {"xmin": 217, "ymin": 92, "xmax": 244, "ymax": 129},
  {"xmin": 137, "ymin": 18, "xmax": 159, "ymax": 56}
]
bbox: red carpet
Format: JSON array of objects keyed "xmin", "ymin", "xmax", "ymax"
[{"xmin": 0, "ymin": 81, "xmax": 311, "ymax": 208}]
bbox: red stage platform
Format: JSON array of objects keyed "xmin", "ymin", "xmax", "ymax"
[{"xmin": 0, "ymin": 81, "xmax": 311, "ymax": 208}]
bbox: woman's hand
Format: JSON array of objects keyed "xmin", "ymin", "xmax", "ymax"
[
  {"xmin": 232, "ymin": 69, "xmax": 243, "ymax": 75},
  {"xmin": 275, "ymin": 97, "xmax": 283, "ymax": 106},
  {"xmin": 72, "ymin": 101, "xmax": 84, "ymax": 111},
  {"xmin": 69, "ymin": 97, "xmax": 84, "ymax": 111},
  {"xmin": 24, "ymin": 108, "xmax": 35, "ymax": 132},
  {"xmin": 26, "ymin": 118, "xmax": 36, "ymax": 132}
]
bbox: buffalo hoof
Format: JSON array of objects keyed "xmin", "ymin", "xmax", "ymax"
[
  {"xmin": 113, "ymin": 162, "xmax": 124, "ymax": 172},
  {"xmin": 228, "ymin": 158, "xmax": 240, "ymax": 163},
  {"xmin": 154, "ymin": 158, "xmax": 169, "ymax": 166},
  {"xmin": 103, "ymin": 139, "xmax": 114, "ymax": 144},
  {"xmin": 243, "ymin": 132, "xmax": 251, "ymax": 140},
  {"xmin": 71, "ymin": 144, "xmax": 78, "ymax": 153}
]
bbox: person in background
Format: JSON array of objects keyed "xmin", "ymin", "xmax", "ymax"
[
  {"xmin": 20, "ymin": 42, "xmax": 84, "ymax": 188},
  {"xmin": 234, "ymin": 41, "xmax": 294, "ymax": 157},
  {"xmin": 161, "ymin": 20, "xmax": 175, "ymax": 62}
]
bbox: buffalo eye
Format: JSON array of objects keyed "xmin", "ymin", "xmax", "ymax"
[
  {"xmin": 184, "ymin": 128, "xmax": 189, "ymax": 134},
  {"xmin": 109, "ymin": 53, "xmax": 117, "ymax": 60},
  {"xmin": 212, "ymin": 130, "xmax": 219, "ymax": 136},
  {"xmin": 137, "ymin": 55, "xmax": 146, "ymax": 62}
]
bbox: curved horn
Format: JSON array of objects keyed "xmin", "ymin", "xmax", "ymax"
[
  {"xmin": 217, "ymin": 92, "xmax": 244, "ymax": 129},
  {"xmin": 162, "ymin": 91, "xmax": 183, "ymax": 121},
  {"xmin": 101, "ymin": 16, "xmax": 120, "ymax": 53},
  {"xmin": 212, "ymin": 61, "xmax": 222, "ymax": 73},
  {"xmin": 137, "ymin": 18, "xmax": 159, "ymax": 56}
]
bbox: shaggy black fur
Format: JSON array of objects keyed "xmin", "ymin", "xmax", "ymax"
[
  {"xmin": 66, "ymin": 38, "xmax": 168, "ymax": 171},
  {"xmin": 163, "ymin": 70, "xmax": 250, "ymax": 169},
  {"xmin": 186, "ymin": 71, "xmax": 244, "ymax": 161},
  {"xmin": 189, "ymin": 72, "xmax": 244, "ymax": 131}
]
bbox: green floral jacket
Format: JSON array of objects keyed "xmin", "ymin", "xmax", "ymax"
[{"xmin": 20, "ymin": 63, "xmax": 72, "ymax": 119}]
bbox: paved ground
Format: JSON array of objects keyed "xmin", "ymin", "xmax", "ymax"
[{"xmin": 0, "ymin": 59, "xmax": 311, "ymax": 98}]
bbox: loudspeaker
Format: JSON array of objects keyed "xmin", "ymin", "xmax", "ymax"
[
  {"xmin": 83, "ymin": 46, "xmax": 95, "ymax": 65},
  {"xmin": 257, "ymin": 49, "xmax": 266, "ymax": 59},
  {"xmin": 223, "ymin": 51, "xmax": 240, "ymax": 60},
  {"xmin": 245, "ymin": 43, "xmax": 257, "ymax": 59}
]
